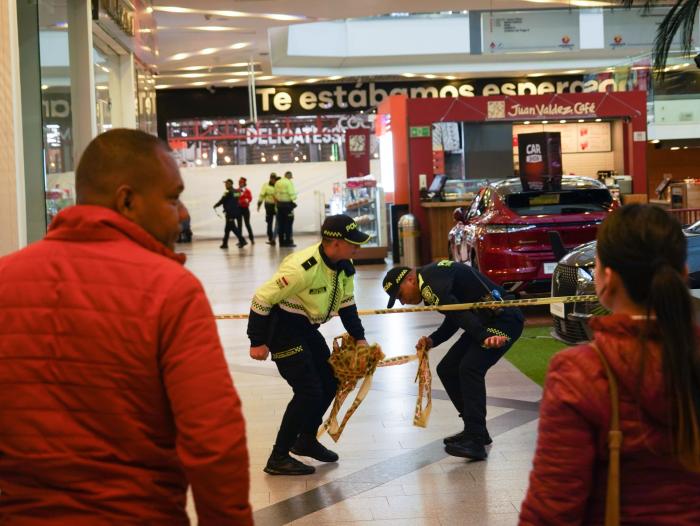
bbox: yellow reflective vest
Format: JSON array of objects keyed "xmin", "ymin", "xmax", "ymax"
[
  {"xmin": 274, "ymin": 177, "xmax": 297, "ymax": 203},
  {"xmin": 258, "ymin": 183, "xmax": 276, "ymax": 205},
  {"xmin": 251, "ymin": 243, "xmax": 355, "ymax": 324}
]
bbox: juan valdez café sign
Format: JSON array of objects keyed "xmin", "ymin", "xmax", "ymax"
[{"xmin": 504, "ymin": 101, "xmax": 597, "ymax": 118}]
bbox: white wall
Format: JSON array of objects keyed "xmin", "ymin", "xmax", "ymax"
[
  {"xmin": 182, "ymin": 160, "xmax": 381, "ymax": 239},
  {"xmin": 49, "ymin": 159, "xmax": 383, "ymax": 240}
]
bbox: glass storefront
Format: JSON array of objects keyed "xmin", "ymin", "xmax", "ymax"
[{"xmin": 166, "ymin": 113, "xmax": 379, "ymax": 167}]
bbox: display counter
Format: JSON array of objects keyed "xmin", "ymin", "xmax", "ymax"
[{"xmin": 421, "ymin": 200, "xmax": 473, "ymax": 261}]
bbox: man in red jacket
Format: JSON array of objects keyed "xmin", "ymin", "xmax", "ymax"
[
  {"xmin": 237, "ymin": 176, "xmax": 255, "ymax": 244},
  {"xmin": 0, "ymin": 129, "xmax": 253, "ymax": 525}
]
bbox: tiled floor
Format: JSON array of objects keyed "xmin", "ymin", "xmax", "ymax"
[{"xmin": 179, "ymin": 236, "xmax": 542, "ymax": 526}]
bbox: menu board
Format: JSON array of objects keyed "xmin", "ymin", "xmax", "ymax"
[
  {"xmin": 513, "ymin": 122, "xmax": 610, "ymax": 154},
  {"xmin": 483, "ymin": 10, "xmax": 579, "ymax": 53},
  {"xmin": 575, "ymin": 122, "xmax": 610, "ymax": 152}
]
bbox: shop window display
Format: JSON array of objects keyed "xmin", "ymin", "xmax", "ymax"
[{"xmin": 166, "ymin": 114, "xmax": 379, "ymax": 167}]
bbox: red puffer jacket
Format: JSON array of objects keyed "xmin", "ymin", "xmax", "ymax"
[
  {"xmin": 0, "ymin": 206, "xmax": 253, "ymax": 525},
  {"xmin": 520, "ymin": 314, "xmax": 700, "ymax": 525}
]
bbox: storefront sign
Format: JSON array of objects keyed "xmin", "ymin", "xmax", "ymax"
[
  {"xmin": 94, "ymin": 0, "xmax": 135, "ymax": 37},
  {"xmin": 253, "ymin": 77, "xmax": 633, "ymax": 115},
  {"xmin": 497, "ymin": 101, "xmax": 598, "ymax": 118}
]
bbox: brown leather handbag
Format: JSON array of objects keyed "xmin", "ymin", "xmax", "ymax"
[{"xmin": 591, "ymin": 343, "xmax": 623, "ymax": 526}]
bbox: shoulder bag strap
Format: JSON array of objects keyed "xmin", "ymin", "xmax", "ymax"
[{"xmin": 591, "ymin": 343, "xmax": 623, "ymax": 526}]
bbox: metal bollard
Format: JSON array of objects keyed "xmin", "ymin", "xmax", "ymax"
[{"xmin": 398, "ymin": 214, "xmax": 420, "ymax": 267}]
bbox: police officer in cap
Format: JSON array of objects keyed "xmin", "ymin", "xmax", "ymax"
[
  {"xmin": 247, "ymin": 214, "xmax": 370, "ymax": 475},
  {"xmin": 382, "ymin": 261, "xmax": 524, "ymax": 460},
  {"xmin": 213, "ymin": 178, "xmax": 246, "ymax": 248}
]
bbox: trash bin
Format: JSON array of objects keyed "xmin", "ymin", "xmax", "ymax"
[{"xmin": 398, "ymin": 214, "xmax": 420, "ymax": 267}]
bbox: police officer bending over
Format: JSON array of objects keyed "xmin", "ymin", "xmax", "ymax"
[
  {"xmin": 248, "ymin": 214, "xmax": 370, "ymax": 475},
  {"xmin": 382, "ymin": 261, "xmax": 524, "ymax": 461}
]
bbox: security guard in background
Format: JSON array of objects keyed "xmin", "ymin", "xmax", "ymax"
[
  {"xmin": 274, "ymin": 171, "xmax": 297, "ymax": 247},
  {"xmin": 213, "ymin": 178, "xmax": 246, "ymax": 248},
  {"xmin": 382, "ymin": 261, "xmax": 524, "ymax": 461},
  {"xmin": 248, "ymin": 215, "xmax": 370, "ymax": 475},
  {"xmin": 257, "ymin": 172, "xmax": 278, "ymax": 245}
]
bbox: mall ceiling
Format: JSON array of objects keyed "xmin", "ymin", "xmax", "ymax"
[{"xmin": 150, "ymin": 0, "xmax": 659, "ymax": 89}]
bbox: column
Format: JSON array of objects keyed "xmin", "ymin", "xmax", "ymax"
[{"xmin": 0, "ymin": 1, "xmax": 26, "ymax": 255}]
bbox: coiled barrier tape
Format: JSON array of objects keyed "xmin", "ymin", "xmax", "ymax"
[{"xmin": 219, "ymin": 294, "xmax": 598, "ymax": 441}]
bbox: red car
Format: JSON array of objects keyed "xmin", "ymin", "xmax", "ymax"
[{"xmin": 448, "ymin": 176, "xmax": 616, "ymax": 294}]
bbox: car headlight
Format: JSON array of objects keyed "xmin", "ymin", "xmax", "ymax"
[{"xmin": 577, "ymin": 266, "xmax": 593, "ymax": 284}]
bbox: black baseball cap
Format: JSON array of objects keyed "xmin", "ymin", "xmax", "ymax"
[
  {"xmin": 321, "ymin": 214, "xmax": 371, "ymax": 245},
  {"xmin": 382, "ymin": 266, "xmax": 411, "ymax": 308},
  {"xmin": 224, "ymin": 178, "xmax": 233, "ymax": 184}
]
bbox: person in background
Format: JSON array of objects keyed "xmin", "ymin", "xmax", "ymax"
[
  {"xmin": 520, "ymin": 204, "xmax": 700, "ymax": 525},
  {"xmin": 258, "ymin": 172, "xmax": 278, "ymax": 245},
  {"xmin": 247, "ymin": 215, "xmax": 370, "ymax": 475},
  {"xmin": 383, "ymin": 260, "xmax": 524, "ymax": 461},
  {"xmin": 0, "ymin": 129, "xmax": 253, "ymax": 524},
  {"xmin": 214, "ymin": 178, "xmax": 246, "ymax": 249},
  {"xmin": 237, "ymin": 177, "xmax": 254, "ymax": 244},
  {"xmin": 274, "ymin": 170, "xmax": 297, "ymax": 247}
]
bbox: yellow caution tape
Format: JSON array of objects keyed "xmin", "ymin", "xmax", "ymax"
[{"xmin": 215, "ymin": 294, "xmax": 597, "ymax": 320}]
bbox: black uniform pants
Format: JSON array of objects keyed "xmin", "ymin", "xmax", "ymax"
[
  {"xmin": 276, "ymin": 202, "xmax": 295, "ymax": 245},
  {"xmin": 222, "ymin": 214, "xmax": 244, "ymax": 246},
  {"xmin": 436, "ymin": 324, "xmax": 522, "ymax": 435},
  {"xmin": 264, "ymin": 203, "xmax": 276, "ymax": 241},
  {"xmin": 269, "ymin": 310, "xmax": 337, "ymax": 452},
  {"xmin": 236, "ymin": 208, "xmax": 254, "ymax": 241}
]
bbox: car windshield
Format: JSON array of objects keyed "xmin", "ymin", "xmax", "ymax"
[{"xmin": 504, "ymin": 189, "xmax": 613, "ymax": 216}]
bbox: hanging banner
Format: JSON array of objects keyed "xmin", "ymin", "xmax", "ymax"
[{"xmin": 345, "ymin": 128, "xmax": 370, "ymax": 179}]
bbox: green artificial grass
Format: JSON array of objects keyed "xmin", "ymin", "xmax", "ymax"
[{"xmin": 504, "ymin": 326, "xmax": 568, "ymax": 386}]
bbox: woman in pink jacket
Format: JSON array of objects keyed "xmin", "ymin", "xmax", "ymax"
[{"xmin": 520, "ymin": 204, "xmax": 700, "ymax": 525}]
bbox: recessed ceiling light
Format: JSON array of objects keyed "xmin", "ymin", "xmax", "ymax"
[
  {"xmin": 402, "ymin": 73, "xmax": 416, "ymax": 78},
  {"xmin": 651, "ymin": 139, "xmax": 660, "ymax": 144},
  {"xmin": 563, "ymin": 69, "xmax": 584, "ymax": 74},
  {"xmin": 527, "ymin": 72, "xmax": 547, "ymax": 77},
  {"xmin": 670, "ymin": 146, "xmax": 680, "ymax": 150},
  {"xmin": 328, "ymin": 75, "xmax": 342, "ymax": 80},
  {"xmin": 170, "ymin": 52, "xmax": 190, "ymax": 61},
  {"xmin": 186, "ymin": 26, "xmax": 246, "ymax": 32},
  {"xmin": 41, "ymin": 84, "xmax": 48, "ymax": 90},
  {"xmin": 578, "ymin": 119, "xmax": 584, "ymax": 123},
  {"xmin": 445, "ymin": 76, "xmax": 456, "ymax": 80},
  {"xmin": 190, "ymin": 81, "xmax": 207, "ymax": 86},
  {"xmin": 200, "ymin": 48, "xmax": 217, "ymax": 55},
  {"xmin": 229, "ymin": 43, "xmax": 249, "ymax": 50},
  {"xmin": 523, "ymin": 121, "xmax": 530, "ymax": 125},
  {"xmin": 305, "ymin": 78, "xmax": 319, "ymax": 83},
  {"xmin": 224, "ymin": 78, "xmax": 242, "ymax": 83},
  {"xmin": 284, "ymin": 81, "xmax": 297, "ymax": 86},
  {"xmin": 257, "ymin": 76, "xmax": 276, "ymax": 81},
  {"xmin": 542, "ymin": 120, "xmax": 549, "ymax": 124},
  {"xmin": 595, "ymin": 118, "xmax": 602, "ymax": 122},
  {"xmin": 424, "ymin": 74, "xmax": 436, "ymax": 79},
  {"xmin": 155, "ymin": 84, "xmax": 172, "ymax": 89},
  {"xmin": 560, "ymin": 119, "xmax": 566, "ymax": 123},
  {"xmin": 153, "ymin": 6, "xmax": 306, "ymax": 21}
]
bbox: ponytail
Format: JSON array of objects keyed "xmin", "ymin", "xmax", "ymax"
[
  {"xmin": 649, "ymin": 264, "xmax": 700, "ymax": 471},
  {"xmin": 598, "ymin": 204, "xmax": 700, "ymax": 472}
]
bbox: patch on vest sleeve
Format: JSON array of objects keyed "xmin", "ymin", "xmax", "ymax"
[
  {"xmin": 276, "ymin": 276, "xmax": 289, "ymax": 289},
  {"xmin": 301, "ymin": 256, "xmax": 318, "ymax": 270}
]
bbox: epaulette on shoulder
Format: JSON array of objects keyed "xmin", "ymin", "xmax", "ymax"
[{"xmin": 301, "ymin": 256, "xmax": 317, "ymax": 271}]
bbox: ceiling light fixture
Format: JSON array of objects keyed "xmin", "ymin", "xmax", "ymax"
[
  {"xmin": 153, "ymin": 6, "xmax": 306, "ymax": 21},
  {"xmin": 527, "ymin": 72, "xmax": 547, "ymax": 77},
  {"xmin": 328, "ymin": 75, "xmax": 342, "ymax": 80},
  {"xmin": 402, "ymin": 73, "xmax": 416, "ymax": 77},
  {"xmin": 445, "ymin": 76, "xmax": 456, "ymax": 80},
  {"xmin": 424, "ymin": 74, "xmax": 436, "ymax": 79},
  {"xmin": 155, "ymin": 84, "xmax": 172, "ymax": 89}
]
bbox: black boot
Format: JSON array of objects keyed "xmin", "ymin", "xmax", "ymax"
[
  {"xmin": 290, "ymin": 434, "xmax": 339, "ymax": 462},
  {"xmin": 264, "ymin": 449, "xmax": 315, "ymax": 476},
  {"xmin": 445, "ymin": 433, "xmax": 487, "ymax": 460},
  {"xmin": 443, "ymin": 429, "xmax": 492, "ymax": 446}
]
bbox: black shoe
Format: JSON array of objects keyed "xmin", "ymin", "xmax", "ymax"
[
  {"xmin": 237, "ymin": 240, "xmax": 248, "ymax": 248},
  {"xmin": 266, "ymin": 240, "xmax": 276, "ymax": 246},
  {"xmin": 445, "ymin": 434, "xmax": 487, "ymax": 461},
  {"xmin": 290, "ymin": 434, "xmax": 339, "ymax": 463},
  {"xmin": 443, "ymin": 429, "xmax": 492, "ymax": 446},
  {"xmin": 249, "ymin": 237, "xmax": 255, "ymax": 244},
  {"xmin": 263, "ymin": 452, "xmax": 315, "ymax": 476},
  {"xmin": 220, "ymin": 244, "xmax": 228, "ymax": 249},
  {"xmin": 280, "ymin": 242, "xmax": 297, "ymax": 248}
]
